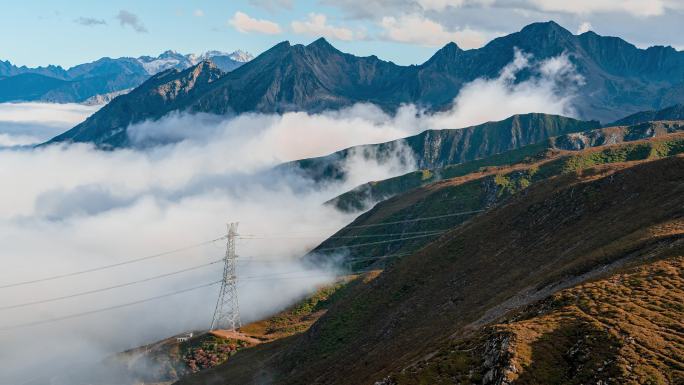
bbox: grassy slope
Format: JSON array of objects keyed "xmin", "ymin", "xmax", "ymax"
[
  {"xmin": 111, "ymin": 276, "xmax": 372, "ymax": 384},
  {"xmin": 309, "ymin": 131, "xmax": 684, "ymax": 270},
  {"xmin": 395, "ymin": 253, "xmax": 684, "ymax": 385},
  {"xmin": 177, "ymin": 153, "xmax": 684, "ymax": 385},
  {"xmin": 329, "ymin": 120, "xmax": 684, "ymax": 213}
]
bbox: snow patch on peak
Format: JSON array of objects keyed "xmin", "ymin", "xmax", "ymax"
[
  {"xmin": 228, "ymin": 50, "xmax": 254, "ymax": 62},
  {"xmin": 137, "ymin": 57, "xmax": 186, "ymax": 75},
  {"xmin": 135, "ymin": 50, "xmax": 253, "ymax": 75}
]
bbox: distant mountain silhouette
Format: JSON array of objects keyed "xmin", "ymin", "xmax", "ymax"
[{"xmin": 0, "ymin": 50, "xmax": 251, "ymax": 103}]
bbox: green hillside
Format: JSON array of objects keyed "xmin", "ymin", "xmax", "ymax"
[{"xmin": 176, "ymin": 141, "xmax": 684, "ymax": 385}]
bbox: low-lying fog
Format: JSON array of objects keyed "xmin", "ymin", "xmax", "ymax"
[{"xmin": 0, "ymin": 50, "xmax": 582, "ymax": 384}]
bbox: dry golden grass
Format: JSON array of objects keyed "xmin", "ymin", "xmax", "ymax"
[{"xmin": 178, "ymin": 152, "xmax": 684, "ymax": 385}]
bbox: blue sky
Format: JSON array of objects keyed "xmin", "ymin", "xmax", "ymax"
[{"xmin": 2, "ymin": 0, "xmax": 684, "ymax": 68}]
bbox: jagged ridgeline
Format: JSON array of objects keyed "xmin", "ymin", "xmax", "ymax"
[
  {"xmin": 45, "ymin": 21, "xmax": 684, "ymax": 149},
  {"xmin": 0, "ymin": 50, "xmax": 252, "ymax": 104},
  {"xmin": 328, "ymin": 119, "xmax": 684, "ymax": 212},
  {"xmin": 280, "ymin": 113, "xmax": 600, "ymax": 183}
]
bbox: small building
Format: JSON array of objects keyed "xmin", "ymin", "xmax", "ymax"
[{"xmin": 176, "ymin": 332, "xmax": 194, "ymax": 343}]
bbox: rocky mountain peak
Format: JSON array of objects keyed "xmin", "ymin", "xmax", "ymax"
[
  {"xmin": 424, "ymin": 41, "xmax": 463, "ymax": 66},
  {"xmin": 307, "ymin": 37, "xmax": 337, "ymax": 51},
  {"xmin": 519, "ymin": 20, "xmax": 572, "ymax": 37}
]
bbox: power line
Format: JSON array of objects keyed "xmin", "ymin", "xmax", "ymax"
[
  {"xmin": 236, "ymin": 251, "xmax": 409, "ymax": 264},
  {"xmin": 0, "ymin": 281, "xmax": 222, "ymax": 332},
  {"xmin": 0, "ymin": 253, "xmax": 402, "ymax": 312},
  {"xmin": 341, "ymin": 210, "xmax": 484, "ymax": 229},
  {"xmin": 235, "ymin": 232, "xmax": 445, "ymax": 261},
  {"xmin": 0, "ymin": 260, "xmax": 223, "ymax": 311},
  {"xmin": 234, "ymin": 209, "xmax": 484, "ymax": 238},
  {"xmin": 238, "ymin": 229, "xmax": 448, "ymax": 240},
  {"xmin": 0, "ymin": 255, "xmax": 405, "ymax": 331},
  {"xmin": 0, "ymin": 235, "xmax": 227, "ymax": 290},
  {"xmin": 313, "ymin": 231, "xmax": 445, "ymax": 252},
  {"xmin": 343, "ymin": 252, "xmax": 409, "ymax": 263}
]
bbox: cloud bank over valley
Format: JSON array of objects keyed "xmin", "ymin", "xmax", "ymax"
[{"xmin": 0, "ymin": 50, "xmax": 583, "ymax": 383}]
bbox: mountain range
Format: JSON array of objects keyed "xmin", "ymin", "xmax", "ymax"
[
  {"xmin": 44, "ymin": 21, "xmax": 684, "ymax": 148},
  {"xmin": 0, "ymin": 50, "xmax": 252, "ymax": 104}
]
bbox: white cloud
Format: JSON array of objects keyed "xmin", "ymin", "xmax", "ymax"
[
  {"xmin": 0, "ymin": 50, "xmax": 586, "ymax": 382},
  {"xmin": 115, "ymin": 9, "xmax": 148, "ymax": 33},
  {"xmin": 74, "ymin": 17, "xmax": 107, "ymax": 26},
  {"xmin": 417, "ymin": 0, "xmax": 495, "ymax": 11},
  {"xmin": 429, "ymin": 49, "xmax": 583, "ymax": 128},
  {"xmin": 193, "ymin": 9, "xmax": 205, "ymax": 17},
  {"xmin": 380, "ymin": 14, "xmax": 488, "ymax": 48},
  {"xmin": 0, "ymin": 103, "xmax": 422, "ymax": 383},
  {"xmin": 291, "ymin": 13, "xmax": 362, "ymax": 41},
  {"xmin": 576, "ymin": 21, "xmax": 592, "ymax": 34},
  {"xmin": 0, "ymin": 102, "xmax": 101, "ymax": 146},
  {"xmin": 249, "ymin": 0, "xmax": 294, "ymax": 10},
  {"xmin": 526, "ymin": 0, "xmax": 681, "ymax": 17},
  {"xmin": 228, "ymin": 11, "xmax": 282, "ymax": 34}
]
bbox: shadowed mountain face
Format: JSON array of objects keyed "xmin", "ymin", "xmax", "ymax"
[
  {"xmin": 610, "ymin": 104, "xmax": 684, "ymax": 126},
  {"xmin": 47, "ymin": 21, "xmax": 684, "ymax": 148},
  {"xmin": 0, "ymin": 58, "xmax": 150, "ymax": 104},
  {"xmin": 48, "ymin": 62, "xmax": 224, "ymax": 148}
]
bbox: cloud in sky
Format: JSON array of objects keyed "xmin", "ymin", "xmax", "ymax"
[
  {"xmin": 526, "ymin": 0, "xmax": 682, "ymax": 17},
  {"xmin": 324, "ymin": 0, "xmax": 684, "ymax": 18},
  {"xmin": 74, "ymin": 17, "xmax": 107, "ymax": 26},
  {"xmin": 229, "ymin": 11, "xmax": 282, "ymax": 34},
  {"xmin": 193, "ymin": 9, "xmax": 205, "ymax": 17},
  {"xmin": 115, "ymin": 10, "xmax": 148, "ymax": 33},
  {"xmin": 291, "ymin": 13, "xmax": 363, "ymax": 41},
  {"xmin": 249, "ymin": 0, "xmax": 294, "ymax": 10},
  {"xmin": 380, "ymin": 14, "xmax": 489, "ymax": 48},
  {"xmin": 416, "ymin": 0, "xmax": 495, "ymax": 11},
  {"xmin": 576, "ymin": 21, "xmax": 592, "ymax": 34}
]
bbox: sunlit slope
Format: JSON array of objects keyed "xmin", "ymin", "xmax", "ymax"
[
  {"xmin": 310, "ymin": 130, "xmax": 684, "ymax": 269},
  {"xmin": 395, "ymin": 255, "xmax": 684, "ymax": 385},
  {"xmin": 176, "ymin": 153, "xmax": 684, "ymax": 385},
  {"xmin": 329, "ymin": 120, "xmax": 684, "ymax": 212},
  {"xmin": 284, "ymin": 113, "xmax": 599, "ymax": 184}
]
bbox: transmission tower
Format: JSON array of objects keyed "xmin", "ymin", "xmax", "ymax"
[{"xmin": 210, "ymin": 222, "xmax": 241, "ymax": 331}]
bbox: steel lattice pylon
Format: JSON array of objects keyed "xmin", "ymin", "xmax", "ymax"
[{"xmin": 210, "ymin": 222, "xmax": 241, "ymax": 331}]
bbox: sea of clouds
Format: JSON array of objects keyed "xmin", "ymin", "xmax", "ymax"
[{"xmin": 0, "ymin": 51, "xmax": 583, "ymax": 384}]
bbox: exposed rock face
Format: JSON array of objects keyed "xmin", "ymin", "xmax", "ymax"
[
  {"xmin": 552, "ymin": 121, "xmax": 684, "ymax": 150},
  {"xmin": 81, "ymin": 89, "xmax": 132, "ymax": 106},
  {"xmin": 328, "ymin": 120, "xmax": 684, "ymax": 213},
  {"xmin": 282, "ymin": 113, "xmax": 599, "ymax": 183},
  {"xmin": 481, "ymin": 333, "xmax": 516, "ymax": 385}
]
